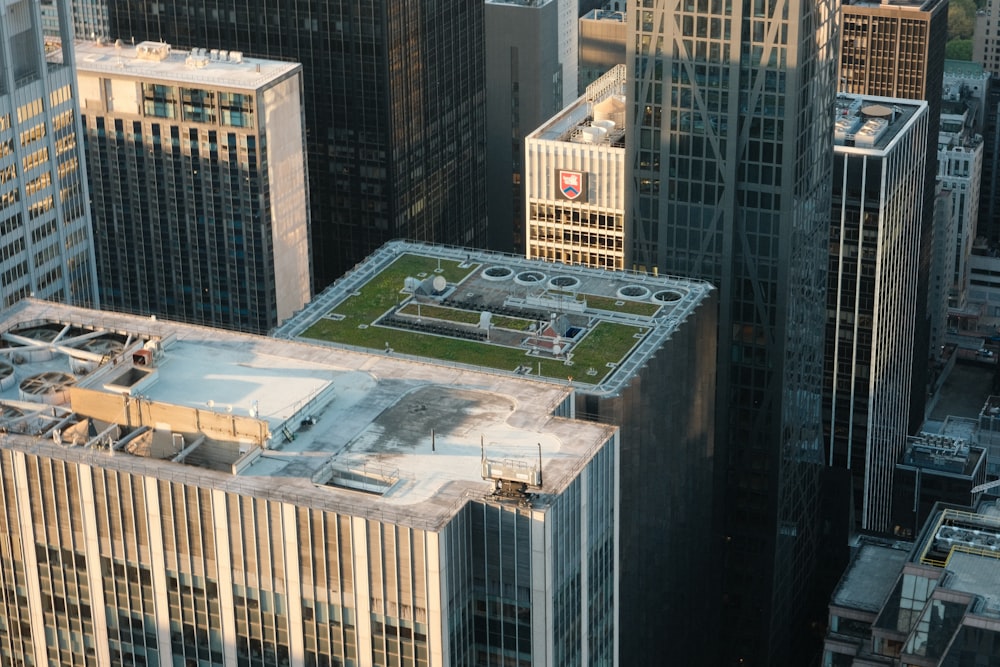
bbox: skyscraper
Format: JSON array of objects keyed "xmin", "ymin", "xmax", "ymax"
[
  {"xmin": 627, "ymin": 0, "xmax": 836, "ymax": 663},
  {"xmin": 274, "ymin": 240, "xmax": 720, "ymax": 665},
  {"xmin": 0, "ymin": 0, "xmax": 98, "ymax": 309},
  {"xmin": 0, "ymin": 299, "xmax": 618, "ymax": 666},
  {"xmin": 74, "ymin": 39, "xmax": 311, "ymax": 334},
  {"xmin": 827, "ymin": 94, "xmax": 928, "ymax": 533},
  {"xmin": 107, "ymin": 1, "xmax": 488, "ymax": 289},
  {"xmin": 838, "ymin": 0, "xmax": 949, "ymax": 434},
  {"xmin": 41, "ymin": 0, "xmax": 108, "ymax": 39},
  {"xmin": 484, "ymin": 0, "xmax": 579, "ymax": 253}
]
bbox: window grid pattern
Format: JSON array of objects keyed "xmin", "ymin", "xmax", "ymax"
[
  {"xmin": 628, "ymin": 0, "xmax": 835, "ymax": 662},
  {"xmin": 109, "ymin": 0, "xmax": 488, "ymax": 290}
]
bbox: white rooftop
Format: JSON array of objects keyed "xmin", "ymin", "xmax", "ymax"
[
  {"xmin": 69, "ymin": 39, "xmax": 300, "ymax": 90},
  {"xmin": 0, "ymin": 301, "xmax": 614, "ymax": 531}
]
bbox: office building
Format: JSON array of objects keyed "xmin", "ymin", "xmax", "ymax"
[
  {"xmin": 824, "ymin": 502, "xmax": 1000, "ymax": 666},
  {"xmin": 942, "ymin": 59, "xmax": 990, "ymax": 133},
  {"xmin": 0, "ymin": 298, "xmax": 618, "ymax": 666},
  {"xmin": 938, "ymin": 102, "xmax": 984, "ymax": 311},
  {"xmin": 578, "ymin": 7, "xmax": 626, "ymax": 94},
  {"xmin": 72, "ymin": 39, "xmax": 311, "ymax": 334},
  {"xmin": 484, "ymin": 0, "xmax": 579, "ymax": 253},
  {"xmin": 0, "ymin": 0, "xmax": 98, "ymax": 310},
  {"xmin": 929, "ymin": 184, "xmax": 955, "ymax": 353},
  {"xmin": 626, "ymin": 0, "xmax": 836, "ymax": 662},
  {"xmin": 274, "ymin": 240, "xmax": 719, "ymax": 664},
  {"xmin": 524, "ymin": 65, "xmax": 626, "ymax": 270},
  {"xmin": 42, "ymin": 0, "xmax": 108, "ymax": 40},
  {"xmin": 839, "ymin": 0, "xmax": 948, "ymax": 111},
  {"xmin": 976, "ymin": 0, "xmax": 1000, "ymax": 75},
  {"xmin": 892, "ymin": 421, "xmax": 989, "ymax": 536},
  {"xmin": 979, "ymin": 81, "xmax": 1000, "ymax": 244},
  {"xmin": 107, "ymin": 1, "xmax": 488, "ymax": 289},
  {"xmin": 976, "ymin": 395, "xmax": 1000, "ymax": 478},
  {"xmin": 839, "ymin": 0, "xmax": 949, "ymax": 434},
  {"xmin": 827, "ymin": 95, "xmax": 928, "ymax": 534}
]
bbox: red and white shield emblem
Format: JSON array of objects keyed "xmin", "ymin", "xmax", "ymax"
[{"xmin": 559, "ymin": 170, "xmax": 583, "ymax": 200}]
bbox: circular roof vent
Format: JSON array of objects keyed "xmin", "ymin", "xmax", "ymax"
[
  {"xmin": 617, "ymin": 285, "xmax": 650, "ymax": 300},
  {"xmin": 79, "ymin": 337, "xmax": 124, "ymax": 357},
  {"xmin": 8, "ymin": 326, "xmax": 59, "ymax": 362},
  {"xmin": 861, "ymin": 104, "xmax": 893, "ymax": 118},
  {"xmin": 515, "ymin": 271, "xmax": 546, "ymax": 286},
  {"xmin": 0, "ymin": 358, "xmax": 14, "ymax": 391},
  {"xmin": 0, "ymin": 404, "xmax": 24, "ymax": 421},
  {"xmin": 19, "ymin": 371, "xmax": 77, "ymax": 405},
  {"xmin": 549, "ymin": 276, "xmax": 580, "ymax": 290},
  {"xmin": 13, "ymin": 326, "xmax": 59, "ymax": 343},
  {"xmin": 482, "ymin": 265, "xmax": 514, "ymax": 281},
  {"xmin": 653, "ymin": 290, "xmax": 685, "ymax": 303}
]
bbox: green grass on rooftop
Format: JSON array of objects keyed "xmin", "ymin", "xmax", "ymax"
[
  {"xmin": 299, "ymin": 253, "xmax": 645, "ymax": 384},
  {"xmin": 584, "ymin": 293, "xmax": 661, "ymax": 317},
  {"xmin": 397, "ymin": 303, "xmax": 533, "ymax": 331}
]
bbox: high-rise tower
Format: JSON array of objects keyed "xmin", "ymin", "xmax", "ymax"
[
  {"xmin": 0, "ymin": 0, "xmax": 98, "ymax": 309},
  {"xmin": 838, "ymin": 0, "xmax": 949, "ymax": 436},
  {"xmin": 107, "ymin": 1, "xmax": 488, "ymax": 289},
  {"xmin": 627, "ymin": 0, "xmax": 836, "ymax": 663},
  {"xmin": 75, "ymin": 40, "xmax": 311, "ymax": 334},
  {"xmin": 827, "ymin": 95, "xmax": 929, "ymax": 533}
]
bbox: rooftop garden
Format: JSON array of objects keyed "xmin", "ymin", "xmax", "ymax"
[{"xmin": 300, "ymin": 253, "xmax": 647, "ymax": 384}]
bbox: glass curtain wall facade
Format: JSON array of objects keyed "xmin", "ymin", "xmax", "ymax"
[
  {"xmin": 827, "ymin": 98, "xmax": 928, "ymax": 534},
  {"xmin": 627, "ymin": 0, "xmax": 835, "ymax": 663},
  {"xmin": 0, "ymin": 0, "xmax": 97, "ymax": 309},
  {"xmin": 838, "ymin": 0, "xmax": 948, "ymax": 435},
  {"xmin": 107, "ymin": 1, "xmax": 488, "ymax": 290},
  {"xmin": 42, "ymin": 0, "xmax": 109, "ymax": 39}
]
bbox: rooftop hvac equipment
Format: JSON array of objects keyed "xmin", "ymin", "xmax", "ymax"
[
  {"xmin": 230, "ymin": 51, "xmax": 243, "ymax": 63},
  {"xmin": 854, "ymin": 118, "xmax": 889, "ymax": 148},
  {"xmin": 18, "ymin": 371, "xmax": 76, "ymax": 405},
  {"xmin": 0, "ymin": 359, "xmax": 14, "ymax": 391},
  {"xmin": 574, "ymin": 125, "xmax": 608, "ymax": 144},
  {"xmin": 135, "ymin": 41, "xmax": 171, "ymax": 61},
  {"xmin": 593, "ymin": 93, "xmax": 626, "ymax": 126},
  {"xmin": 419, "ymin": 275, "xmax": 448, "ymax": 296}
]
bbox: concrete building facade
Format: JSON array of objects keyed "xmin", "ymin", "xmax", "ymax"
[
  {"xmin": 524, "ymin": 65, "xmax": 626, "ymax": 270},
  {"xmin": 826, "ymin": 95, "xmax": 929, "ymax": 534},
  {"xmin": 0, "ymin": 0, "xmax": 98, "ymax": 310},
  {"xmin": 73, "ymin": 39, "xmax": 311, "ymax": 334},
  {"xmin": 0, "ymin": 299, "xmax": 618, "ymax": 667}
]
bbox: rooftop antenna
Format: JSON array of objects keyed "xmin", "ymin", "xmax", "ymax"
[{"xmin": 481, "ymin": 439, "xmax": 543, "ymax": 508}]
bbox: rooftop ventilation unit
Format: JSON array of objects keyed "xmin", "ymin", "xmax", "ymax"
[{"xmin": 135, "ymin": 41, "xmax": 171, "ymax": 61}]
